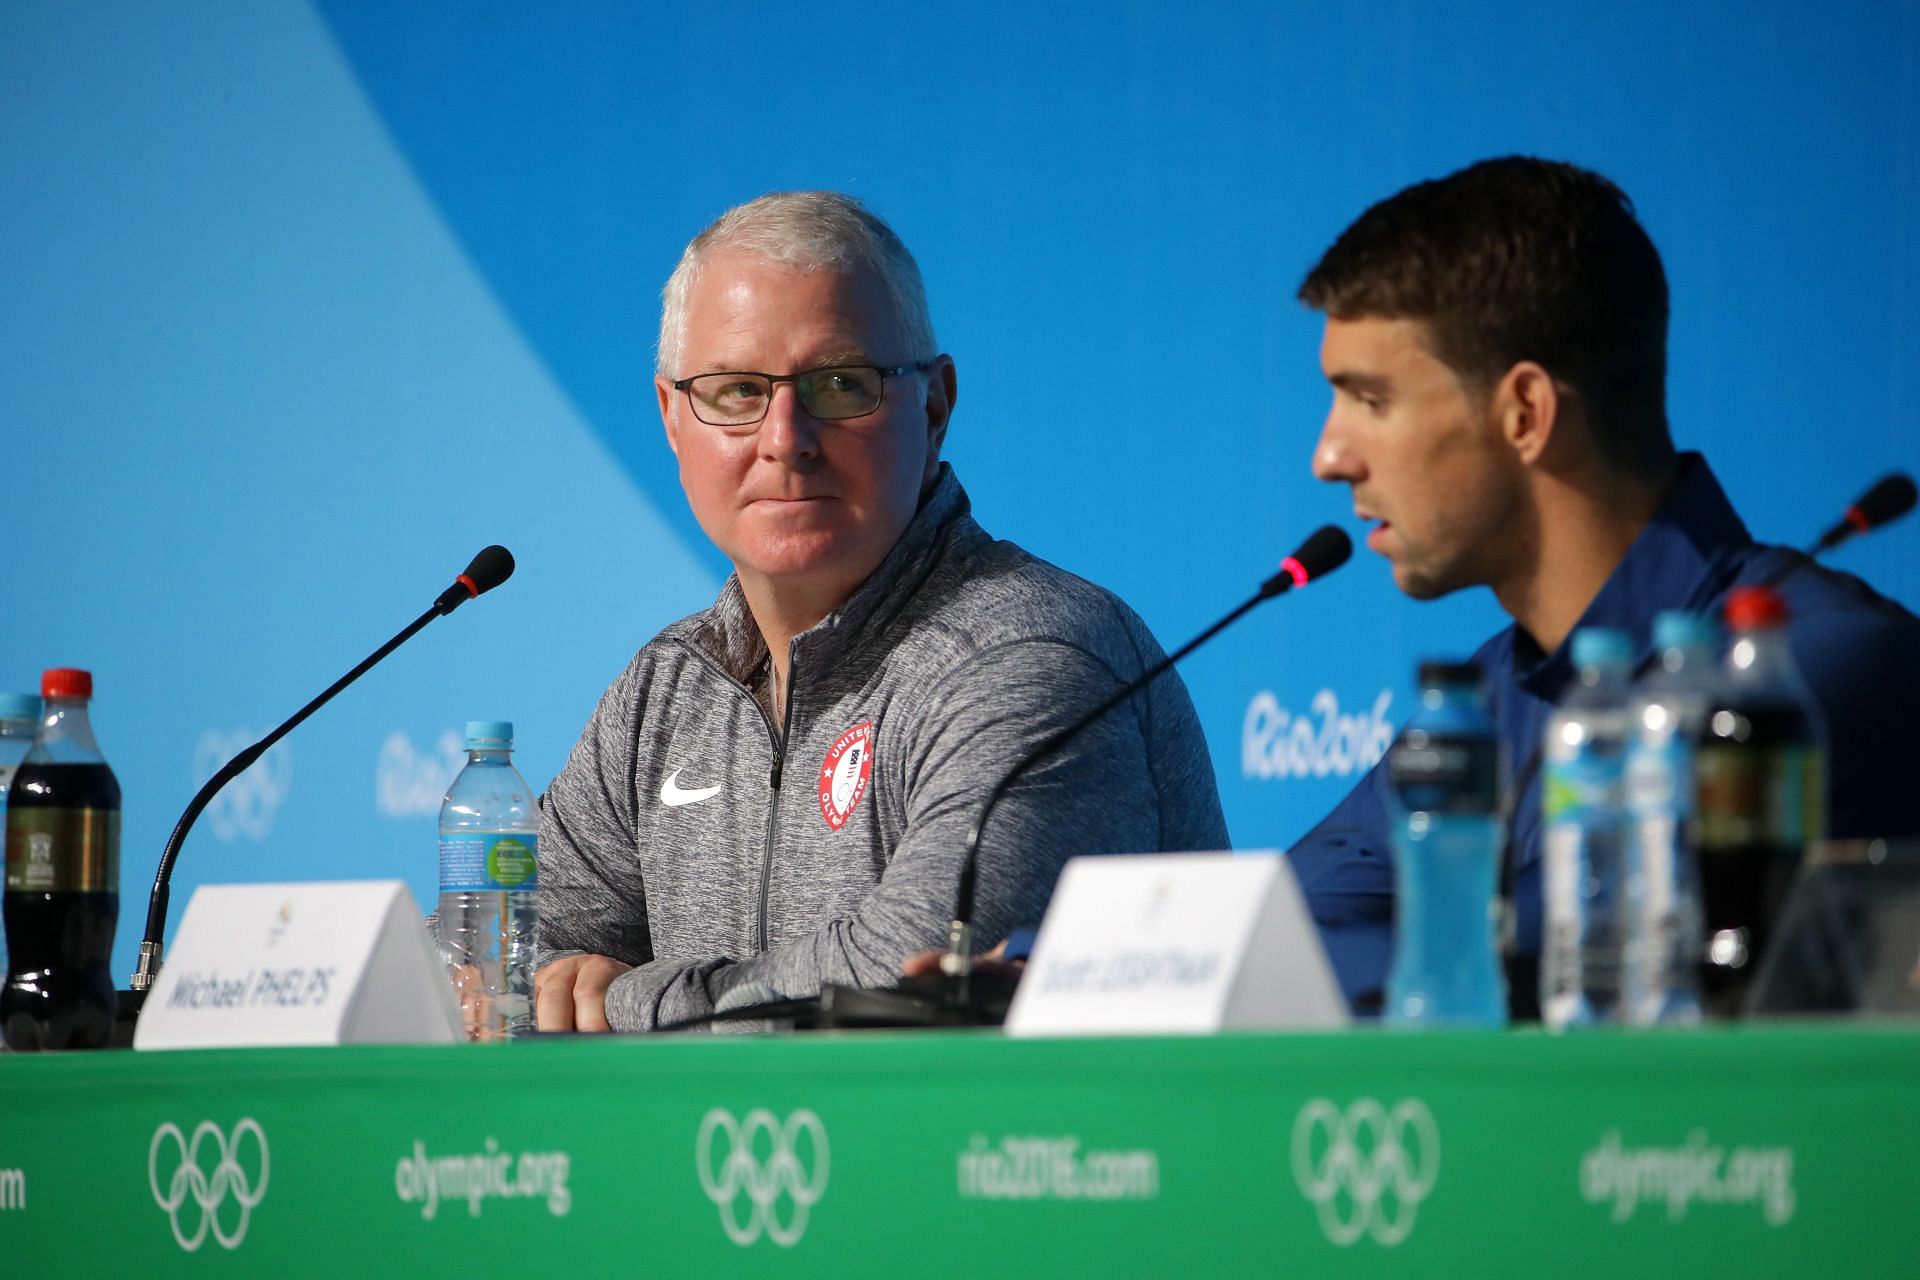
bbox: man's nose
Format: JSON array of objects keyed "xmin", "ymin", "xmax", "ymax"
[
  {"xmin": 760, "ymin": 383, "xmax": 821, "ymax": 461},
  {"xmin": 1311, "ymin": 414, "xmax": 1362, "ymax": 483}
]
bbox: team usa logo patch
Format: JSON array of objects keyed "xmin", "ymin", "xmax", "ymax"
[{"xmin": 819, "ymin": 722, "xmax": 874, "ymax": 832}]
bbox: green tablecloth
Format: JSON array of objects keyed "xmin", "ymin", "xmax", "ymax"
[{"xmin": 1, "ymin": 1024, "xmax": 1911, "ymax": 1276}]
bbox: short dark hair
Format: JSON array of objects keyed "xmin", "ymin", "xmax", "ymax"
[{"xmin": 1299, "ymin": 156, "xmax": 1673, "ymax": 477}]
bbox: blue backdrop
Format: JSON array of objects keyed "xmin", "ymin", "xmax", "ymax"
[{"xmin": 4, "ymin": 1, "xmax": 1916, "ymax": 984}]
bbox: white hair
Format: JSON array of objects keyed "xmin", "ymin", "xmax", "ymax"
[{"xmin": 656, "ymin": 191, "xmax": 937, "ymax": 376}]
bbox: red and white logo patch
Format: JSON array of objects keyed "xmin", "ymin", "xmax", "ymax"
[{"xmin": 819, "ymin": 721, "xmax": 874, "ymax": 832}]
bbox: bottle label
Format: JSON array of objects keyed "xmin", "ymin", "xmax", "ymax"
[
  {"xmin": 439, "ymin": 833, "xmax": 538, "ymax": 893},
  {"xmin": 5, "ymin": 807, "xmax": 121, "ymax": 893},
  {"xmin": 1543, "ymin": 752, "xmax": 1625, "ymax": 823},
  {"xmin": 1696, "ymin": 741, "xmax": 1826, "ymax": 853},
  {"xmin": 1625, "ymin": 735, "xmax": 1692, "ymax": 821},
  {"xmin": 1773, "ymin": 743, "xmax": 1825, "ymax": 848},
  {"xmin": 1388, "ymin": 733, "xmax": 1498, "ymax": 813}
]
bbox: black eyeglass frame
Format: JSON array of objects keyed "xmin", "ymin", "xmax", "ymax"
[{"xmin": 671, "ymin": 361, "xmax": 933, "ymax": 427}]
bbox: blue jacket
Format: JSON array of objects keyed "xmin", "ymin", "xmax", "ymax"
[{"xmin": 1286, "ymin": 454, "xmax": 1920, "ymax": 1010}]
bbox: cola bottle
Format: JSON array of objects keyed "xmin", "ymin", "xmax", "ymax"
[
  {"xmin": 1693, "ymin": 586, "xmax": 1825, "ymax": 1015},
  {"xmin": 2, "ymin": 668, "xmax": 120, "ymax": 1051}
]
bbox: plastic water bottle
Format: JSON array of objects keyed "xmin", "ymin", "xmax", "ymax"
[
  {"xmin": 437, "ymin": 721, "xmax": 538, "ymax": 1040},
  {"xmin": 0, "ymin": 694, "xmax": 44, "ymax": 978},
  {"xmin": 1623, "ymin": 612, "xmax": 1718, "ymax": 1026},
  {"xmin": 1541, "ymin": 628, "xmax": 1634, "ymax": 1030},
  {"xmin": 0, "ymin": 694, "xmax": 38, "ymax": 788},
  {"xmin": 1385, "ymin": 661, "xmax": 1508, "ymax": 1027},
  {"xmin": 1694, "ymin": 585, "xmax": 1826, "ymax": 1014}
]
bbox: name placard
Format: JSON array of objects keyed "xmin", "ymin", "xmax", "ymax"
[
  {"xmin": 1005, "ymin": 852, "xmax": 1347, "ymax": 1037},
  {"xmin": 134, "ymin": 880, "xmax": 463, "ymax": 1049}
]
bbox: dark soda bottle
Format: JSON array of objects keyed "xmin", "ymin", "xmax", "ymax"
[
  {"xmin": 2, "ymin": 668, "xmax": 120, "ymax": 1050},
  {"xmin": 1693, "ymin": 587, "xmax": 1825, "ymax": 1016}
]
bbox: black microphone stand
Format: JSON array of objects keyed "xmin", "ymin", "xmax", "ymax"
[
  {"xmin": 113, "ymin": 550, "xmax": 513, "ymax": 1044},
  {"xmin": 661, "ymin": 528, "xmax": 1352, "ymax": 1032}
]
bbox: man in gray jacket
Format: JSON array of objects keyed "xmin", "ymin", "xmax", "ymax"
[{"xmin": 535, "ymin": 191, "xmax": 1227, "ymax": 1032}]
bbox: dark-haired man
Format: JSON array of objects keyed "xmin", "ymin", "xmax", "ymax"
[{"xmin": 1287, "ymin": 156, "xmax": 1920, "ymax": 1015}]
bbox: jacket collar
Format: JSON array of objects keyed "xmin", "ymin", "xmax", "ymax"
[{"xmin": 1511, "ymin": 452, "xmax": 1753, "ymax": 697}]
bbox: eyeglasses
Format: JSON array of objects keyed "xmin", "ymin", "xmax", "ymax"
[{"xmin": 672, "ymin": 362, "xmax": 931, "ymax": 428}]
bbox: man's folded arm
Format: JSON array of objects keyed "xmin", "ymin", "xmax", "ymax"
[
  {"xmin": 536, "ymin": 655, "xmax": 655, "ymax": 971},
  {"xmin": 599, "ymin": 639, "xmax": 1210, "ymax": 1030}
]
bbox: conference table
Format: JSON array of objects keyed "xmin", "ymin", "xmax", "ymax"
[{"xmin": 1, "ymin": 1023, "xmax": 1913, "ymax": 1275}]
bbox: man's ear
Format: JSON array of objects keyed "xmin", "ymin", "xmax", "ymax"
[
  {"xmin": 922, "ymin": 354, "xmax": 957, "ymax": 461},
  {"xmin": 656, "ymin": 375, "xmax": 681, "ymax": 458},
  {"xmin": 1492, "ymin": 360, "xmax": 1560, "ymax": 468}
]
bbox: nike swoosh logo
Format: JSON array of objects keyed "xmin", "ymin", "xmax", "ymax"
[{"xmin": 660, "ymin": 768, "xmax": 722, "ymax": 808}]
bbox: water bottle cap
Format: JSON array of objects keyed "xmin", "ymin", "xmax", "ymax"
[
  {"xmin": 465, "ymin": 720, "xmax": 514, "ymax": 749},
  {"xmin": 1724, "ymin": 585, "xmax": 1789, "ymax": 631},
  {"xmin": 0, "ymin": 692, "xmax": 40, "ymax": 721},
  {"xmin": 1415, "ymin": 660, "xmax": 1480, "ymax": 690},
  {"xmin": 1653, "ymin": 610, "xmax": 1719, "ymax": 653},
  {"xmin": 1570, "ymin": 627, "xmax": 1632, "ymax": 670},
  {"xmin": 41, "ymin": 668, "xmax": 92, "ymax": 700}
]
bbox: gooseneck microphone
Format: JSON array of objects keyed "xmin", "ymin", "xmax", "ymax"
[
  {"xmin": 1748, "ymin": 471, "xmax": 1920, "ymax": 597},
  {"xmin": 937, "ymin": 523, "xmax": 1355, "ymax": 988},
  {"xmin": 124, "ymin": 546, "xmax": 516, "ymax": 1009},
  {"xmin": 1809, "ymin": 472, "xmax": 1917, "ymax": 555},
  {"xmin": 434, "ymin": 544, "xmax": 516, "ymax": 615},
  {"xmin": 679, "ymin": 524, "xmax": 1352, "ymax": 1031}
]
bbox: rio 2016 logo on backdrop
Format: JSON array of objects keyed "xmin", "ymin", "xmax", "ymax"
[
  {"xmin": 1243, "ymin": 689, "xmax": 1395, "ymax": 781},
  {"xmin": 192, "ymin": 731, "xmax": 292, "ymax": 842}
]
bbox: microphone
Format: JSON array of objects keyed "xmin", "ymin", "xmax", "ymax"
[
  {"xmin": 929, "ymin": 521, "xmax": 1351, "ymax": 990},
  {"xmin": 938, "ymin": 523, "xmax": 1352, "ymax": 980},
  {"xmin": 120, "ymin": 546, "xmax": 517, "ymax": 1025},
  {"xmin": 1809, "ymin": 473, "xmax": 1917, "ymax": 555},
  {"xmin": 1748, "ymin": 471, "xmax": 1918, "ymax": 597},
  {"xmin": 663, "ymin": 525, "xmax": 1353, "ymax": 1031},
  {"xmin": 435, "ymin": 544, "xmax": 516, "ymax": 614}
]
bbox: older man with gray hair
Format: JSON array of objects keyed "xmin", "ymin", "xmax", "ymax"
[{"xmin": 535, "ymin": 191, "xmax": 1227, "ymax": 1031}]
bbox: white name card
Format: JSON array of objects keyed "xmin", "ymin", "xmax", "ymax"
[
  {"xmin": 134, "ymin": 880, "xmax": 462, "ymax": 1050},
  {"xmin": 1005, "ymin": 851, "xmax": 1348, "ymax": 1037}
]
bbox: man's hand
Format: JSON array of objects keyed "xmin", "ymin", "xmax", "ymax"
[
  {"xmin": 447, "ymin": 963, "xmax": 491, "ymax": 1041},
  {"xmin": 900, "ymin": 939, "xmax": 1018, "ymax": 979},
  {"xmin": 535, "ymin": 954, "xmax": 635, "ymax": 1032}
]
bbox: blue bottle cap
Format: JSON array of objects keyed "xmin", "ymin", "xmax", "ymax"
[
  {"xmin": 0, "ymin": 693, "xmax": 41, "ymax": 721},
  {"xmin": 1652, "ymin": 610, "xmax": 1719, "ymax": 654},
  {"xmin": 1570, "ymin": 627, "xmax": 1633, "ymax": 670},
  {"xmin": 465, "ymin": 720, "xmax": 514, "ymax": 749}
]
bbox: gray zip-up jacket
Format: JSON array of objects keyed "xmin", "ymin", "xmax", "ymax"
[{"xmin": 538, "ymin": 465, "xmax": 1229, "ymax": 1029}]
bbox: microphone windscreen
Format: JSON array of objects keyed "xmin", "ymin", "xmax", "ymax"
[
  {"xmin": 462, "ymin": 545, "xmax": 516, "ymax": 596},
  {"xmin": 1856, "ymin": 473, "xmax": 1918, "ymax": 530},
  {"xmin": 1288, "ymin": 524, "xmax": 1353, "ymax": 583}
]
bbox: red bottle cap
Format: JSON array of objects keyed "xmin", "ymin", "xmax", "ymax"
[
  {"xmin": 1724, "ymin": 586, "xmax": 1789, "ymax": 631},
  {"xmin": 41, "ymin": 668, "xmax": 93, "ymax": 700}
]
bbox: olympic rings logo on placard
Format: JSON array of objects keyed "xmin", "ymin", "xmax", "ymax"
[
  {"xmin": 695, "ymin": 1108, "xmax": 830, "ymax": 1247},
  {"xmin": 148, "ymin": 1118, "xmax": 271, "ymax": 1251},
  {"xmin": 1290, "ymin": 1098, "xmax": 1439, "ymax": 1247}
]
